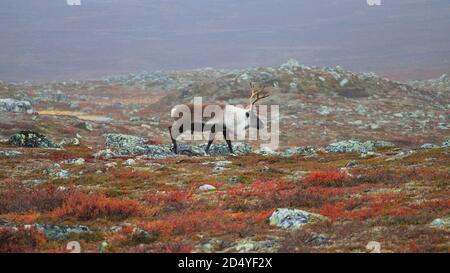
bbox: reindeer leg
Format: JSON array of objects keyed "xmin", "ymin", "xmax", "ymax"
[
  {"xmin": 205, "ymin": 125, "xmax": 216, "ymax": 154},
  {"xmin": 222, "ymin": 128, "xmax": 234, "ymax": 154},
  {"xmin": 168, "ymin": 125, "xmax": 179, "ymax": 154}
]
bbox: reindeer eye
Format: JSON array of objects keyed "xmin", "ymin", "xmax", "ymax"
[{"xmin": 245, "ymin": 112, "xmax": 250, "ymax": 118}]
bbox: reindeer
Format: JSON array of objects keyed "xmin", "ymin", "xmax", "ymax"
[{"xmin": 168, "ymin": 83, "xmax": 270, "ymax": 155}]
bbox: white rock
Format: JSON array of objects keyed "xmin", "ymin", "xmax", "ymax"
[
  {"xmin": 125, "ymin": 159, "xmax": 136, "ymax": 165},
  {"xmin": 198, "ymin": 184, "xmax": 216, "ymax": 191},
  {"xmin": 339, "ymin": 78, "xmax": 349, "ymax": 87}
]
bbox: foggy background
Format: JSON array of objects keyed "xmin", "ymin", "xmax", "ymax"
[{"xmin": 0, "ymin": 0, "xmax": 449, "ymax": 82}]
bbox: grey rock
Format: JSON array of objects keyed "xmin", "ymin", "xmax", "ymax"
[
  {"xmin": 430, "ymin": 218, "xmax": 450, "ymax": 229},
  {"xmin": 76, "ymin": 121, "xmax": 93, "ymax": 131},
  {"xmin": 35, "ymin": 224, "xmax": 90, "ymax": 241},
  {"xmin": 199, "ymin": 184, "xmax": 216, "ymax": 191},
  {"xmin": 255, "ymin": 146, "xmax": 279, "ymax": 156},
  {"xmin": 130, "ymin": 116, "xmax": 141, "ymax": 122},
  {"xmin": 59, "ymin": 138, "xmax": 80, "ymax": 146},
  {"xmin": 304, "ymin": 152, "xmax": 320, "ymax": 159},
  {"xmin": 198, "ymin": 142, "xmax": 253, "ymax": 156},
  {"xmin": 104, "ymin": 133, "xmax": 147, "ymax": 149},
  {"xmin": 55, "ymin": 170, "xmax": 70, "ymax": 179},
  {"xmin": 281, "ymin": 146, "xmax": 316, "ymax": 157},
  {"xmin": 280, "ymin": 59, "xmax": 301, "ymax": 71},
  {"xmin": 125, "ymin": 158, "xmax": 136, "ymax": 165},
  {"xmin": 212, "ymin": 166, "xmax": 227, "ymax": 172},
  {"xmin": 269, "ymin": 208, "xmax": 326, "ymax": 229},
  {"xmin": 0, "ymin": 98, "xmax": 34, "ymax": 113},
  {"xmin": 420, "ymin": 143, "xmax": 439, "ymax": 149},
  {"xmin": 8, "ymin": 131, "xmax": 61, "ymax": 149},
  {"xmin": 385, "ymin": 150, "xmax": 415, "ymax": 161},
  {"xmin": 105, "ymin": 162, "xmax": 117, "ymax": 168},
  {"xmin": 326, "ymin": 140, "xmax": 395, "ymax": 153},
  {"xmin": 442, "ymin": 139, "xmax": 450, "ymax": 148},
  {"xmin": 148, "ymin": 117, "xmax": 160, "ymax": 125},
  {"xmin": 0, "ymin": 150, "xmax": 22, "ymax": 157},
  {"xmin": 316, "ymin": 105, "xmax": 333, "ymax": 116},
  {"xmin": 92, "ymin": 149, "xmax": 116, "ymax": 159},
  {"xmin": 345, "ymin": 160, "xmax": 359, "ymax": 167},
  {"xmin": 61, "ymin": 158, "xmax": 85, "ymax": 165},
  {"xmin": 339, "ymin": 78, "xmax": 349, "ymax": 87},
  {"xmin": 228, "ymin": 176, "xmax": 241, "ymax": 185},
  {"xmin": 356, "ymin": 104, "xmax": 368, "ymax": 115}
]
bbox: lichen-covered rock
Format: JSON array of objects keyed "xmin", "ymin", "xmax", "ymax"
[
  {"xmin": 0, "ymin": 150, "xmax": 22, "ymax": 157},
  {"xmin": 141, "ymin": 144, "xmax": 175, "ymax": 159},
  {"xmin": 176, "ymin": 144, "xmax": 206, "ymax": 157},
  {"xmin": 198, "ymin": 184, "xmax": 216, "ymax": 191},
  {"xmin": 125, "ymin": 158, "xmax": 136, "ymax": 165},
  {"xmin": 430, "ymin": 218, "xmax": 450, "ymax": 229},
  {"xmin": 198, "ymin": 142, "xmax": 253, "ymax": 156},
  {"xmin": 279, "ymin": 59, "xmax": 301, "ymax": 71},
  {"xmin": 102, "ymin": 132, "xmax": 252, "ymax": 158},
  {"xmin": 281, "ymin": 146, "xmax": 316, "ymax": 157},
  {"xmin": 59, "ymin": 137, "xmax": 80, "ymax": 146},
  {"xmin": 104, "ymin": 133, "xmax": 147, "ymax": 155},
  {"xmin": 8, "ymin": 131, "xmax": 60, "ymax": 149},
  {"xmin": 76, "ymin": 121, "xmax": 93, "ymax": 131},
  {"xmin": 0, "ymin": 98, "xmax": 35, "ymax": 113},
  {"xmin": 269, "ymin": 208, "xmax": 326, "ymax": 229},
  {"xmin": 35, "ymin": 224, "xmax": 90, "ymax": 241},
  {"xmin": 326, "ymin": 140, "xmax": 395, "ymax": 153},
  {"xmin": 442, "ymin": 139, "xmax": 450, "ymax": 148},
  {"xmin": 255, "ymin": 146, "xmax": 279, "ymax": 156},
  {"xmin": 420, "ymin": 143, "xmax": 439, "ymax": 149},
  {"xmin": 92, "ymin": 149, "xmax": 116, "ymax": 159},
  {"xmin": 61, "ymin": 158, "xmax": 85, "ymax": 165}
]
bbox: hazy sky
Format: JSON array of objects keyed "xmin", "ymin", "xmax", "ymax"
[{"xmin": 1, "ymin": 0, "xmax": 449, "ymax": 82}]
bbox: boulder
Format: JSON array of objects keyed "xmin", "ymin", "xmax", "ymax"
[
  {"xmin": 35, "ymin": 224, "xmax": 90, "ymax": 241},
  {"xmin": 0, "ymin": 98, "xmax": 34, "ymax": 113},
  {"xmin": 326, "ymin": 140, "xmax": 395, "ymax": 153},
  {"xmin": 198, "ymin": 184, "xmax": 216, "ymax": 191},
  {"xmin": 420, "ymin": 143, "xmax": 439, "ymax": 149},
  {"xmin": 269, "ymin": 208, "xmax": 326, "ymax": 229},
  {"xmin": 198, "ymin": 142, "xmax": 253, "ymax": 156},
  {"xmin": 104, "ymin": 133, "xmax": 147, "ymax": 155},
  {"xmin": 0, "ymin": 150, "xmax": 22, "ymax": 157},
  {"xmin": 281, "ymin": 146, "xmax": 316, "ymax": 157},
  {"xmin": 8, "ymin": 131, "xmax": 60, "ymax": 149},
  {"xmin": 61, "ymin": 158, "xmax": 85, "ymax": 165},
  {"xmin": 76, "ymin": 121, "xmax": 93, "ymax": 132},
  {"xmin": 92, "ymin": 149, "xmax": 116, "ymax": 159},
  {"xmin": 279, "ymin": 59, "xmax": 301, "ymax": 71},
  {"xmin": 255, "ymin": 146, "xmax": 279, "ymax": 156}
]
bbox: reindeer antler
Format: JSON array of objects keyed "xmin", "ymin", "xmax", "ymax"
[{"xmin": 248, "ymin": 82, "xmax": 270, "ymax": 110}]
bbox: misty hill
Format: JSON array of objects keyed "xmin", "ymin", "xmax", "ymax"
[
  {"xmin": 1, "ymin": 0, "xmax": 450, "ymax": 82},
  {"xmin": 0, "ymin": 60, "xmax": 448, "ymax": 149}
]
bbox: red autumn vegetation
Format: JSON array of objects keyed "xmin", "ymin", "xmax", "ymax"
[
  {"xmin": 113, "ymin": 169, "xmax": 155, "ymax": 180},
  {"xmin": 52, "ymin": 192, "xmax": 147, "ymax": 221},
  {"xmin": 145, "ymin": 190, "xmax": 193, "ymax": 213},
  {"xmin": 141, "ymin": 208, "xmax": 253, "ymax": 238},
  {"xmin": 0, "ymin": 180, "xmax": 70, "ymax": 214},
  {"xmin": 300, "ymin": 170, "xmax": 351, "ymax": 187},
  {"xmin": 0, "ymin": 227, "xmax": 46, "ymax": 253}
]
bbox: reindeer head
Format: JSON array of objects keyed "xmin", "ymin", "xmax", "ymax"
[{"xmin": 245, "ymin": 82, "xmax": 270, "ymax": 130}]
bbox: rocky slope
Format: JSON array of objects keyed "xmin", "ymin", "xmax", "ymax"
[
  {"xmin": 0, "ymin": 60, "xmax": 449, "ymax": 253},
  {"xmin": 0, "ymin": 59, "xmax": 448, "ymax": 150}
]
